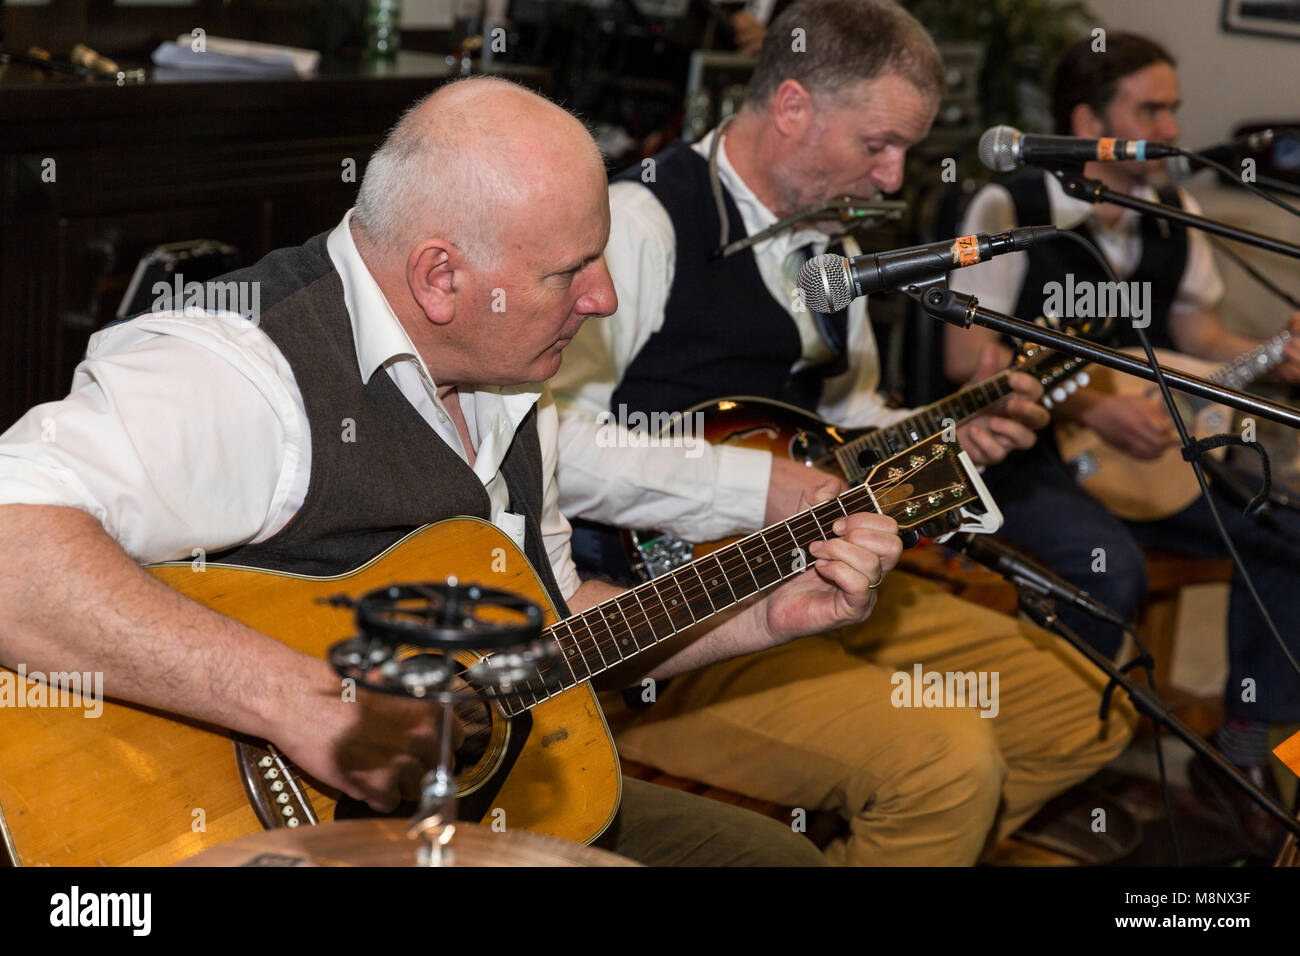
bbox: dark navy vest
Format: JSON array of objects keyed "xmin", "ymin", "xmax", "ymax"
[
  {"xmin": 1003, "ymin": 169, "xmax": 1188, "ymax": 351},
  {"xmin": 609, "ymin": 141, "xmax": 842, "ymax": 415}
]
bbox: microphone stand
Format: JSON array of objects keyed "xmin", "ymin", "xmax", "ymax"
[
  {"xmin": 1011, "ymin": 587, "xmax": 1300, "ymax": 842},
  {"xmin": 1051, "ymin": 168, "xmax": 1300, "ymax": 261},
  {"xmin": 906, "ymin": 281, "xmax": 1300, "ymax": 430}
]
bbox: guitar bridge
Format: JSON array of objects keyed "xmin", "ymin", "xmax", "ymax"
[{"xmin": 236, "ymin": 740, "xmax": 319, "ymax": 831}]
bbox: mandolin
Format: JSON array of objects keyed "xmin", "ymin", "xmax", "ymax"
[
  {"xmin": 1054, "ymin": 330, "xmax": 1296, "ymax": 521},
  {"xmin": 620, "ymin": 332, "xmax": 1092, "ymax": 581}
]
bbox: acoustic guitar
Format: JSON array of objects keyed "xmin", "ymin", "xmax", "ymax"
[
  {"xmin": 0, "ymin": 434, "xmax": 982, "ymax": 866},
  {"xmin": 1054, "ymin": 330, "xmax": 1295, "ymax": 521}
]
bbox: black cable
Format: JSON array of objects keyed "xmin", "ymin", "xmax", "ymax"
[
  {"xmin": 1208, "ymin": 235, "xmax": 1300, "ymax": 311},
  {"xmin": 1053, "ymin": 226, "xmax": 1300, "ymax": 685},
  {"xmin": 1119, "ymin": 623, "xmax": 1183, "ymax": 867},
  {"xmin": 1170, "ymin": 144, "xmax": 1300, "ymax": 221}
]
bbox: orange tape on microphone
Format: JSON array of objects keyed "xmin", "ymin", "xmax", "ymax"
[{"xmin": 952, "ymin": 234, "xmax": 982, "ymax": 267}]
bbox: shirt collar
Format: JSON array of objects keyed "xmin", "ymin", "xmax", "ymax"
[
  {"xmin": 327, "ymin": 208, "xmax": 434, "ymax": 386},
  {"xmin": 693, "ymin": 126, "xmax": 828, "ymax": 257},
  {"xmin": 325, "ymin": 209, "xmax": 542, "ymax": 429}
]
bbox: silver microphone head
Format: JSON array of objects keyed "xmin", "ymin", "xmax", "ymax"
[
  {"xmin": 798, "ymin": 253, "xmax": 854, "ymax": 313},
  {"xmin": 978, "ymin": 125, "xmax": 1023, "ymax": 173}
]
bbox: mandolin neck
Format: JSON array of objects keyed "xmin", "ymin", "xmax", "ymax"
[
  {"xmin": 837, "ymin": 372, "xmax": 1016, "ymax": 482},
  {"xmin": 1212, "ymin": 329, "xmax": 1295, "ymax": 391}
]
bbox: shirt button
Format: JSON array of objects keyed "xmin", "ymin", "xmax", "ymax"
[{"xmin": 437, "ymin": 412, "xmax": 448, "ymax": 424}]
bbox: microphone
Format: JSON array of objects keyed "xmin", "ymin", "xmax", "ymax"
[
  {"xmin": 950, "ymin": 533, "xmax": 1128, "ymax": 627},
  {"xmin": 797, "ymin": 226, "xmax": 1057, "ymax": 312},
  {"xmin": 1166, "ymin": 128, "xmax": 1286, "ymax": 179},
  {"xmin": 979, "ymin": 124, "xmax": 1179, "ymax": 174}
]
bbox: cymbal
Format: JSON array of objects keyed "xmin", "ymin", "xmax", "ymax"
[{"xmin": 175, "ymin": 819, "xmax": 641, "ymax": 867}]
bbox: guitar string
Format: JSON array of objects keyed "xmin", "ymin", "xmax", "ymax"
[
  {"xmin": 840, "ymin": 349, "xmax": 1084, "ymax": 472},
  {"xmin": 525, "ymin": 492, "xmax": 863, "ymax": 691},
  {"xmin": 839, "ymin": 374, "xmax": 1014, "ymax": 469},
  {"xmin": 495, "ymin": 492, "xmax": 865, "ymax": 708},
  {"xmin": 843, "ymin": 355, "xmax": 1079, "ymax": 466}
]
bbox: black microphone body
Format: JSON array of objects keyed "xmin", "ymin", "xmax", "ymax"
[
  {"xmin": 979, "ymin": 125, "xmax": 1178, "ymax": 173},
  {"xmin": 797, "ymin": 226, "xmax": 1057, "ymax": 312},
  {"xmin": 1166, "ymin": 128, "xmax": 1285, "ymax": 179},
  {"xmin": 952, "ymin": 533, "xmax": 1128, "ymax": 627}
]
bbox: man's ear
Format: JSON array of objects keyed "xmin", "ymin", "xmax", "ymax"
[
  {"xmin": 770, "ymin": 78, "xmax": 815, "ymax": 139},
  {"xmin": 1071, "ymin": 102, "xmax": 1105, "ymax": 139},
  {"xmin": 408, "ymin": 238, "xmax": 461, "ymax": 326}
]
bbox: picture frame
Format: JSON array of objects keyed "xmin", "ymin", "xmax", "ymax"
[{"xmin": 1222, "ymin": 0, "xmax": 1300, "ymax": 41}]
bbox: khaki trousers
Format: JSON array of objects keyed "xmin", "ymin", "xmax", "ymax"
[{"xmin": 603, "ymin": 571, "xmax": 1137, "ymax": 866}]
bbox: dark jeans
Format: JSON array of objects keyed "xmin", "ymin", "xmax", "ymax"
[{"xmin": 983, "ymin": 443, "xmax": 1300, "ymax": 723}]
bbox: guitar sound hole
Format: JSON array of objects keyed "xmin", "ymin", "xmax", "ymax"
[{"xmin": 452, "ymin": 676, "xmax": 493, "ymax": 773}]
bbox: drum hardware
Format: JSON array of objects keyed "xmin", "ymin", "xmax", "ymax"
[{"xmin": 324, "ymin": 578, "xmax": 559, "ymax": 865}]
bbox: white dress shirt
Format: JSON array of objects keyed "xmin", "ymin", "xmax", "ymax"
[
  {"xmin": 0, "ymin": 210, "xmax": 582, "ymax": 600},
  {"xmin": 553, "ymin": 126, "xmax": 914, "ymax": 541},
  {"xmin": 949, "ymin": 172, "xmax": 1225, "ymax": 320}
]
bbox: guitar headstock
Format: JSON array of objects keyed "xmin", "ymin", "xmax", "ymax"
[{"xmin": 862, "ymin": 436, "xmax": 985, "ymax": 534}]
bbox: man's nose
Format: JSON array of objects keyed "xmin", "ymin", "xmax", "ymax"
[
  {"xmin": 578, "ymin": 257, "xmax": 618, "ymax": 318},
  {"xmin": 873, "ymin": 149, "xmax": 906, "ymax": 196},
  {"xmin": 1155, "ymin": 110, "xmax": 1180, "ymax": 146}
]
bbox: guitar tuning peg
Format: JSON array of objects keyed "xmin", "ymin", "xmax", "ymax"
[
  {"xmin": 1076, "ymin": 371, "xmax": 1090, "ymax": 387},
  {"xmin": 898, "ymin": 529, "xmax": 921, "ymax": 549}
]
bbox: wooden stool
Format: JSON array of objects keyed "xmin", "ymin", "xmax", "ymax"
[{"xmin": 1132, "ymin": 548, "xmax": 1233, "ymax": 737}]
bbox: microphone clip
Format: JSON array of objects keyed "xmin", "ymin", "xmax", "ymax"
[{"xmin": 907, "ymin": 281, "xmax": 981, "ymax": 330}]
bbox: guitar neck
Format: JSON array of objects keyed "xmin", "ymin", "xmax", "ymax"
[
  {"xmin": 837, "ymin": 372, "xmax": 1015, "ymax": 482},
  {"xmin": 1212, "ymin": 329, "xmax": 1295, "ymax": 391},
  {"xmin": 490, "ymin": 483, "xmax": 882, "ymax": 716}
]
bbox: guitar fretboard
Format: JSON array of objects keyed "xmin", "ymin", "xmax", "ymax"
[
  {"xmin": 835, "ymin": 373, "xmax": 1016, "ymax": 482},
  {"xmin": 484, "ymin": 485, "xmax": 879, "ymax": 716}
]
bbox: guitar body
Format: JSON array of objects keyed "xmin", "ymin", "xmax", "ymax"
[
  {"xmin": 686, "ymin": 396, "xmax": 869, "ymax": 478},
  {"xmin": 1054, "ymin": 348, "xmax": 1230, "ymax": 521},
  {"xmin": 0, "ymin": 518, "xmax": 620, "ymax": 866}
]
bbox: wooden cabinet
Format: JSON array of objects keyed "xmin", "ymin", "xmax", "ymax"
[{"xmin": 0, "ymin": 53, "xmax": 548, "ymax": 428}]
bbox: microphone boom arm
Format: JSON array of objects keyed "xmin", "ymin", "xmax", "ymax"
[
  {"xmin": 906, "ymin": 280, "xmax": 1300, "ymax": 431},
  {"xmin": 1052, "ymin": 168, "xmax": 1300, "ymax": 261}
]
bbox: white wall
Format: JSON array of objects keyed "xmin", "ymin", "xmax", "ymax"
[
  {"xmin": 1071, "ymin": 0, "xmax": 1300, "ymax": 148},
  {"xmin": 1044, "ymin": 0, "xmax": 1300, "ymax": 341}
]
